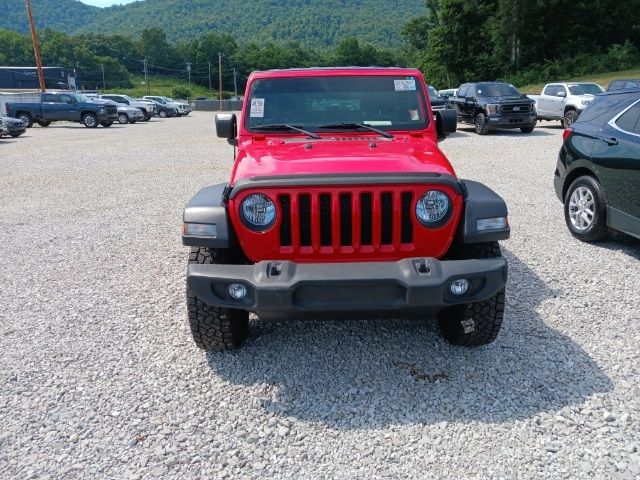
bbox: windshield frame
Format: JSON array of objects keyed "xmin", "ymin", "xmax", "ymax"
[
  {"xmin": 568, "ymin": 83, "xmax": 605, "ymax": 96},
  {"xmin": 243, "ymin": 74, "xmax": 431, "ymax": 135},
  {"xmin": 475, "ymin": 82, "xmax": 522, "ymax": 98}
]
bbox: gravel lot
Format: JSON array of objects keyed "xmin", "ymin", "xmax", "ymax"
[{"xmin": 1, "ymin": 114, "xmax": 639, "ymax": 479}]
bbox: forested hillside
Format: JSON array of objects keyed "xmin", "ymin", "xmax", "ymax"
[{"xmin": 1, "ymin": 0, "xmax": 425, "ymax": 48}]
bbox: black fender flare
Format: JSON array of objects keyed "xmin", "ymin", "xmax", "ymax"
[
  {"xmin": 182, "ymin": 183, "xmax": 237, "ymax": 248},
  {"xmin": 457, "ymin": 180, "xmax": 510, "ymax": 243}
]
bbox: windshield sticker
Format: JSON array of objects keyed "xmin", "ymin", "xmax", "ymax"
[
  {"xmin": 409, "ymin": 109, "xmax": 420, "ymax": 121},
  {"xmin": 250, "ymin": 98, "xmax": 265, "ymax": 118},
  {"xmin": 394, "ymin": 79, "xmax": 416, "ymax": 91},
  {"xmin": 364, "ymin": 120, "xmax": 392, "ymax": 126}
]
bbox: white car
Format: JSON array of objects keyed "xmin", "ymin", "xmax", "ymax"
[
  {"xmin": 143, "ymin": 96, "xmax": 191, "ymax": 116},
  {"xmin": 98, "ymin": 94, "xmax": 156, "ymax": 121},
  {"xmin": 528, "ymin": 82, "xmax": 605, "ymax": 127}
]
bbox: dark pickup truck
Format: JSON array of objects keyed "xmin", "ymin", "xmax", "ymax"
[
  {"xmin": 5, "ymin": 92, "xmax": 118, "ymax": 128},
  {"xmin": 451, "ymin": 81, "xmax": 537, "ymax": 135}
]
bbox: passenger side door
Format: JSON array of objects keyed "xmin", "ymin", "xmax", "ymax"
[{"xmin": 591, "ymin": 99, "xmax": 640, "ymax": 234}]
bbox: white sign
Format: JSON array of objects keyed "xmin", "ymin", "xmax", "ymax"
[
  {"xmin": 250, "ymin": 98, "xmax": 265, "ymax": 118},
  {"xmin": 394, "ymin": 79, "xmax": 416, "ymax": 91}
]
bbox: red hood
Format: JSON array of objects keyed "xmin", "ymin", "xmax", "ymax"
[{"xmin": 230, "ymin": 135, "xmax": 456, "ymax": 184}]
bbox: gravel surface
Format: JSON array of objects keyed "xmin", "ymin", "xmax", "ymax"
[{"xmin": 1, "ymin": 115, "xmax": 639, "ymax": 479}]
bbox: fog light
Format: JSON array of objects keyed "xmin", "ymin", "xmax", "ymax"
[
  {"xmin": 228, "ymin": 283, "xmax": 247, "ymax": 300},
  {"xmin": 450, "ymin": 279, "xmax": 470, "ymax": 295}
]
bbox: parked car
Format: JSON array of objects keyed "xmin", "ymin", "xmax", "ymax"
[
  {"xmin": 135, "ymin": 98, "xmax": 177, "ymax": 118},
  {"xmin": 439, "ymin": 88, "xmax": 458, "ymax": 100},
  {"xmin": 451, "ymin": 81, "xmax": 537, "ymax": 134},
  {"xmin": 95, "ymin": 94, "xmax": 156, "ymax": 121},
  {"xmin": 182, "ymin": 67, "xmax": 511, "ymax": 352},
  {"xmin": 554, "ymin": 88, "xmax": 640, "ymax": 242},
  {"xmin": 143, "ymin": 96, "xmax": 191, "ymax": 116},
  {"xmin": 5, "ymin": 92, "xmax": 118, "ymax": 128},
  {"xmin": 0, "ymin": 116, "xmax": 26, "ymax": 137},
  {"xmin": 528, "ymin": 82, "xmax": 605, "ymax": 127},
  {"xmin": 427, "ymin": 85, "xmax": 449, "ymax": 112},
  {"xmin": 606, "ymin": 79, "xmax": 640, "ymax": 92},
  {"xmin": 87, "ymin": 96, "xmax": 144, "ymax": 125}
]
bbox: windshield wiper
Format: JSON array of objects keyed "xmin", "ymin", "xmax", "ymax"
[
  {"xmin": 252, "ymin": 124, "xmax": 320, "ymax": 139},
  {"xmin": 318, "ymin": 122, "xmax": 394, "ymax": 139}
]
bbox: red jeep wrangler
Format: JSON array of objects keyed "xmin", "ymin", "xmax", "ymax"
[{"xmin": 182, "ymin": 68, "xmax": 509, "ymax": 351}]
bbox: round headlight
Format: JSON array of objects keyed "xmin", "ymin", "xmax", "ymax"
[
  {"xmin": 416, "ymin": 190, "xmax": 451, "ymax": 227},
  {"xmin": 241, "ymin": 193, "xmax": 276, "ymax": 230}
]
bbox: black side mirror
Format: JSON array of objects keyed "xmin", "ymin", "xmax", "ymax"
[
  {"xmin": 436, "ymin": 109, "xmax": 457, "ymax": 141},
  {"xmin": 215, "ymin": 113, "xmax": 237, "ymax": 144}
]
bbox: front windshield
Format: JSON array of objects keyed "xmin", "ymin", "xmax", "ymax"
[
  {"xmin": 246, "ymin": 75, "xmax": 429, "ymax": 132},
  {"xmin": 476, "ymin": 83, "xmax": 521, "ymax": 97},
  {"xmin": 568, "ymin": 84, "xmax": 604, "ymax": 95},
  {"xmin": 427, "ymin": 85, "xmax": 440, "ymax": 99}
]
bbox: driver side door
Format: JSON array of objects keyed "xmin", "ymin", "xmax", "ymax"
[{"xmin": 59, "ymin": 94, "xmax": 80, "ymax": 121}]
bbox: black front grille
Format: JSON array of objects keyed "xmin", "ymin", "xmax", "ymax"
[
  {"xmin": 501, "ymin": 103, "xmax": 531, "ymax": 114},
  {"xmin": 278, "ymin": 190, "xmax": 414, "ymax": 251}
]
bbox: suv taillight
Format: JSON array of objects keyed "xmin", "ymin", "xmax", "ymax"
[{"xmin": 562, "ymin": 128, "xmax": 573, "ymax": 141}]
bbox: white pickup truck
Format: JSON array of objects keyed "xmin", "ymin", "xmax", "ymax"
[{"xmin": 528, "ymin": 82, "xmax": 604, "ymax": 127}]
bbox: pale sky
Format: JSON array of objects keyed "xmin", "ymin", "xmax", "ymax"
[{"xmin": 79, "ymin": 0, "xmax": 142, "ymax": 7}]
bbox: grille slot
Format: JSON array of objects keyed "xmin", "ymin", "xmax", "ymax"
[
  {"xmin": 401, "ymin": 192, "xmax": 413, "ymax": 243},
  {"xmin": 360, "ymin": 193, "xmax": 373, "ymax": 245},
  {"xmin": 501, "ymin": 103, "xmax": 531, "ymax": 113},
  {"xmin": 319, "ymin": 194, "xmax": 332, "ymax": 246},
  {"xmin": 299, "ymin": 194, "xmax": 312, "ymax": 246},
  {"xmin": 381, "ymin": 192, "xmax": 393, "ymax": 245},
  {"xmin": 339, "ymin": 193, "xmax": 352, "ymax": 246},
  {"xmin": 279, "ymin": 195, "xmax": 292, "ymax": 246}
]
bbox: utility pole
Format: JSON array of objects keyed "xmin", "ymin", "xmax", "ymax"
[
  {"xmin": 143, "ymin": 57, "xmax": 149, "ymax": 95},
  {"xmin": 24, "ymin": 0, "xmax": 46, "ymax": 92},
  {"xmin": 233, "ymin": 68, "xmax": 238, "ymax": 98},
  {"xmin": 218, "ymin": 52, "xmax": 223, "ymax": 109},
  {"xmin": 100, "ymin": 64, "xmax": 105, "ymax": 91},
  {"xmin": 186, "ymin": 62, "xmax": 192, "ymax": 87},
  {"xmin": 208, "ymin": 61, "xmax": 212, "ymax": 92}
]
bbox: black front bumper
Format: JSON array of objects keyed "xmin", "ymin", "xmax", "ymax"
[
  {"xmin": 187, "ymin": 257, "xmax": 507, "ymax": 320},
  {"xmin": 487, "ymin": 114, "xmax": 537, "ymax": 129}
]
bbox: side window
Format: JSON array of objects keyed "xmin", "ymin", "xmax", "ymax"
[
  {"xmin": 43, "ymin": 94, "xmax": 61, "ymax": 102},
  {"xmin": 556, "ymin": 86, "xmax": 567, "ymax": 96},
  {"xmin": 543, "ymin": 85, "xmax": 557, "ymax": 96},
  {"xmin": 608, "ymin": 81, "xmax": 622, "ymax": 91},
  {"xmin": 60, "ymin": 94, "xmax": 73, "ymax": 104},
  {"xmin": 615, "ymin": 101, "xmax": 640, "ymax": 133},
  {"xmin": 457, "ymin": 86, "xmax": 468, "ymax": 98}
]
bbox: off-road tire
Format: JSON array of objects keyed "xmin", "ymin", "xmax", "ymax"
[
  {"xmin": 474, "ymin": 112, "xmax": 490, "ymax": 135},
  {"xmin": 118, "ymin": 113, "xmax": 129, "ymax": 125},
  {"xmin": 438, "ymin": 242, "xmax": 505, "ymax": 347},
  {"xmin": 562, "ymin": 109, "xmax": 579, "ymax": 128},
  {"xmin": 520, "ymin": 125, "xmax": 535, "ymax": 133},
  {"xmin": 187, "ymin": 247, "xmax": 249, "ymax": 351},
  {"xmin": 18, "ymin": 113, "xmax": 33, "ymax": 128},
  {"xmin": 563, "ymin": 175, "xmax": 608, "ymax": 242},
  {"xmin": 159, "ymin": 109, "xmax": 167, "ymax": 118},
  {"xmin": 82, "ymin": 113, "xmax": 98, "ymax": 128}
]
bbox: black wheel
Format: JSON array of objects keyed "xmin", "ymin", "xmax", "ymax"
[
  {"xmin": 563, "ymin": 175, "xmax": 608, "ymax": 242},
  {"xmin": 563, "ymin": 110, "xmax": 579, "ymax": 128},
  {"xmin": 142, "ymin": 111, "xmax": 151, "ymax": 121},
  {"xmin": 118, "ymin": 113, "xmax": 128, "ymax": 124},
  {"xmin": 10, "ymin": 133, "xmax": 23, "ymax": 138},
  {"xmin": 159, "ymin": 109, "xmax": 167, "ymax": 118},
  {"xmin": 82, "ymin": 113, "xmax": 98, "ymax": 128},
  {"xmin": 520, "ymin": 125, "xmax": 535, "ymax": 133},
  {"xmin": 438, "ymin": 242, "xmax": 505, "ymax": 347},
  {"xmin": 18, "ymin": 113, "xmax": 33, "ymax": 128},
  {"xmin": 474, "ymin": 113, "xmax": 490, "ymax": 135},
  {"xmin": 186, "ymin": 247, "xmax": 249, "ymax": 351},
  {"xmin": 129, "ymin": 119, "xmax": 137, "ymax": 124},
  {"xmin": 37, "ymin": 120, "xmax": 51, "ymax": 127},
  {"xmin": 100, "ymin": 121, "xmax": 113, "ymax": 127}
]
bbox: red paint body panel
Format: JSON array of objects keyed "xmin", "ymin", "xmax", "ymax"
[{"xmin": 228, "ymin": 68, "xmax": 462, "ymax": 262}]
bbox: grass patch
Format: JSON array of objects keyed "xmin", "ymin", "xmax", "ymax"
[{"xmin": 103, "ymin": 74, "xmax": 222, "ymax": 99}]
